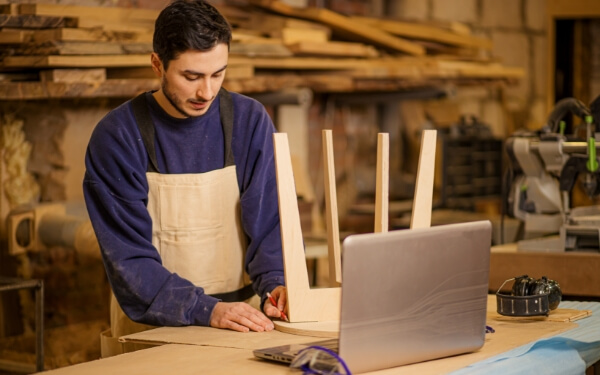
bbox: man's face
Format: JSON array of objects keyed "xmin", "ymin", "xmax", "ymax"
[{"xmin": 151, "ymin": 43, "xmax": 228, "ymax": 118}]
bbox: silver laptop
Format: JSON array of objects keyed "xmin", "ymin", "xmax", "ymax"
[{"xmin": 254, "ymin": 220, "xmax": 492, "ymax": 374}]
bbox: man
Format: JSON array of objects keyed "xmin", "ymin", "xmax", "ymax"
[{"xmin": 83, "ymin": 0, "xmax": 287, "ymax": 355}]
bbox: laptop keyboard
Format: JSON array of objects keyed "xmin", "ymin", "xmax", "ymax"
[{"xmin": 285, "ymin": 338, "xmax": 339, "ymax": 357}]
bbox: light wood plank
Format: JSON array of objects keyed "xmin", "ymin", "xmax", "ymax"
[
  {"xmin": 0, "ymin": 79, "xmax": 159, "ymax": 100},
  {"xmin": 273, "ymin": 133, "xmax": 340, "ymax": 322},
  {"xmin": 250, "ymin": 0, "xmax": 425, "ymax": 56},
  {"xmin": 410, "ymin": 130, "xmax": 437, "ymax": 229},
  {"xmin": 16, "ymin": 41, "xmax": 152, "ymax": 56},
  {"xmin": 229, "ymin": 56, "xmax": 377, "ymax": 69},
  {"xmin": 375, "ymin": 133, "xmax": 389, "ymax": 233},
  {"xmin": 107, "ymin": 65, "xmax": 254, "ymax": 81},
  {"xmin": 286, "ymin": 40, "xmax": 379, "ymax": 57},
  {"xmin": 275, "ymin": 27, "xmax": 330, "ymax": 44},
  {"xmin": 547, "ymin": 0, "xmax": 600, "ymax": 18},
  {"xmin": 75, "ymin": 17, "xmax": 153, "ymax": 33},
  {"xmin": 230, "ymin": 40, "xmax": 292, "ymax": 57},
  {"xmin": 222, "ymin": 73, "xmax": 355, "ymax": 93},
  {"xmin": 39, "ymin": 68, "xmax": 106, "ymax": 83},
  {"xmin": 32, "ymin": 28, "xmax": 153, "ymax": 43},
  {"xmin": 1, "ymin": 54, "xmax": 150, "ymax": 68},
  {"xmin": 246, "ymin": 11, "xmax": 331, "ymax": 36},
  {"xmin": 0, "ymin": 29, "xmax": 32, "ymax": 44},
  {"xmin": 18, "ymin": 3, "xmax": 159, "ymax": 22},
  {"xmin": 322, "ymin": 130, "xmax": 342, "ymax": 286},
  {"xmin": 0, "ymin": 4, "xmax": 19, "ymax": 15},
  {"xmin": 352, "ymin": 16, "xmax": 493, "ymax": 50},
  {"xmin": 0, "ymin": 14, "xmax": 77, "ymax": 29}
]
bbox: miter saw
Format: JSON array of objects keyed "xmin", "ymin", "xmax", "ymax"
[{"xmin": 505, "ymin": 96, "xmax": 600, "ymax": 252}]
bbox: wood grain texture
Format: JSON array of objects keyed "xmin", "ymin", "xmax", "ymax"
[
  {"xmin": 352, "ymin": 16, "xmax": 493, "ymax": 50},
  {"xmin": 110, "ymin": 296, "xmax": 580, "ymax": 375},
  {"xmin": 273, "ymin": 133, "xmax": 341, "ymax": 323},
  {"xmin": 273, "ymin": 319, "xmax": 339, "ymax": 337},
  {"xmin": 286, "ymin": 40, "xmax": 379, "ymax": 57},
  {"xmin": 18, "ymin": 3, "xmax": 159, "ymax": 23},
  {"xmin": 374, "ymin": 133, "xmax": 389, "ymax": 233},
  {"xmin": 250, "ymin": 0, "xmax": 425, "ymax": 56},
  {"xmin": 322, "ymin": 130, "xmax": 342, "ymax": 286},
  {"xmin": 0, "ymin": 14, "xmax": 76, "ymax": 29},
  {"xmin": 410, "ymin": 129, "xmax": 436, "ymax": 229}
]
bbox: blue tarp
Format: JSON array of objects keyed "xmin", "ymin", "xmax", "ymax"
[{"xmin": 450, "ymin": 301, "xmax": 600, "ymax": 375}]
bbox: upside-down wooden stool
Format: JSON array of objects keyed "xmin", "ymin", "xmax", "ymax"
[{"xmin": 272, "ymin": 129, "xmax": 436, "ymax": 337}]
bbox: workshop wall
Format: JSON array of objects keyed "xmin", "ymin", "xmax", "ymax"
[{"xmin": 0, "ymin": 0, "xmax": 549, "ymax": 370}]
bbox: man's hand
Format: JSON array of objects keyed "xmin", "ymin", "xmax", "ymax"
[
  {"xmin": 263, "ymin": 285, "xmax": 287, "ymax": 320},
  {"xmin": 210, "ymin": 302, "xmax": 274, "ymax": 332}
]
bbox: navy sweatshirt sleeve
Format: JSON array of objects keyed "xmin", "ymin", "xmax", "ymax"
[{"xmin": 83, "ymin": 91, "xmax": 284, "ymax": 327}]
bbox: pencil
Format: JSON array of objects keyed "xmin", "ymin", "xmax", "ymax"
[{"xmin": 266, "ymin": 292, "xmax": 288, "ymax": 322}]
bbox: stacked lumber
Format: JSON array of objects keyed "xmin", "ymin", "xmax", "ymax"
[{"xmin": 0, "ymin": 1, "xmax": 523, "ymax": 100}]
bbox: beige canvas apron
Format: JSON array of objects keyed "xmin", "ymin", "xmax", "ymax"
[{"xmin": 100, "ymin": 89, "xmax": 258, "ymax": 357}]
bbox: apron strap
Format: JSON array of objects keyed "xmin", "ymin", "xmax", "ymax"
[
  {"xmin": 219, "ymin": 87, "xmax": 235, "ymax": 168},
  {"xmin": 132, "ymin": 89, "xmax": 236, "ymax": 173},
  {"xmin": 209, "ymin": 284, "xmax": 255, "ymax": 302},
  {"xmin": 132, "ymin": 93, "xmax": 160, "ymax": 173}
]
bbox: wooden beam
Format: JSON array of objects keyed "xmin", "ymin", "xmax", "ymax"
[
  {"xmin": 374, "ymin": 133, "xmax": 389, "ymax": 233},
  {"xmin": 322, "ymin": 130, "xmax": 342, "ymax": 286},
  {"xmin": 1, "ymin": 54, "xmax": 150, "ymax": 68},
  {"xmin": 32, "ymin": 28, "xmax": 153, "ymax": 43},
  {"xmin": 230, "ymin": 40, "xmax": 292, "ymax": 57},
  {"xmin": 250, "ymin": 0, "xmax": 425, "ymax": 56},
  {"xmin": 75, "ymin": 17, "xmax": 153, "ymax": 33},
  {"xmin": 410, "ymin": 129, "xmax": 437, "ymax": 229},
  {"xmin": 275, "ymin": 27, "xmax": 330, "ymax": 44},
  {"xmin": 246, "ymin": 11, "xmax": 331, "ymax": 36},
  {"xmin": 231, "ymin": 56, "xmax": 374, "ymax": 69},
  {"xmin": 0, "ymin": 4, "xmax": 19, "ymax": 15},
  {"xmin": 0, "ymin": 79, "xmax": 159, "ymax": 100},
  {"xmin": 547, "ymin": 0, "xmax": 600, "ymax": 18},
  {"xmin": 39, "ymin": 68, "xmax": 106, "ymax": 83},
  {"xmin": 352, "ymin": 16, "xmax": 493, "ymax": 50},
  {"xmin": 0, "ymin": 29, "xmax": 32, "ymax": 44},
  {"xmin": 18, "ymin": 3, "xmax": 159, "ymax": 22},
  {"xmin": 0, "ymin": 14, "xmax": 77, "ymax": 29},
  {"xmin": 286, "ymin": 40, "xmax": 379, "ymax": 57},
  {"xmin": 15, "ymin": 41, "xmax": 153, "ymax": 56}
]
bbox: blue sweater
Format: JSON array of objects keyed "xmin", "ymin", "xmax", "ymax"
[{"xmin": 83, "ymin": 91, "xmax": 284, "ymax": 327}]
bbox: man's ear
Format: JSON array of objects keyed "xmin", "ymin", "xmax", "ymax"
[{"xmin": 150, "ymin": 53, "xmax": 163, "ymax": 78}]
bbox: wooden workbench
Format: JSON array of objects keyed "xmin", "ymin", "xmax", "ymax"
[
  {"xmin": 38, "ymin": 296, "xmax": 592, "ymax": 375},
  {"xmin": 490, "ymin": 242, "xmax": 600, "ymax": 297}
]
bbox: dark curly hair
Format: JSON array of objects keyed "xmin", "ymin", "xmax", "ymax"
[{"xmin": 153, "ymin": 0, "xmax": 232, "ymax": 70}]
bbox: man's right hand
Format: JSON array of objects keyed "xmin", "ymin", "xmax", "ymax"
[{"xmin": 209, "ymin": 302, "xmax": 275, "ymax": 332}]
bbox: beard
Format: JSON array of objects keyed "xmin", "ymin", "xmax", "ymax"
[{"xmin": 161, "ymin": 75, "xmax": 194, "ymax": 118}]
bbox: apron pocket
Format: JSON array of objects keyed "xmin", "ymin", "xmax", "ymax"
[{"xmin": 158, "ymin": 234, "xmax": 242, "ymax": 294}]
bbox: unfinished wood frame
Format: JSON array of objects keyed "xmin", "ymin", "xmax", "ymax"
[
  {"xmin": 410, "ymin": 129, "xmax": 437, "ymax": 229},
  {"xmin": 274, "ymin": 129, "xmax": 434, "ymax": 323},
  {"xmin": 322, "ymin": 130, "xmax": 342, "ymax": 286},
  {"xmin": 274, "ymin": 133, "xmax": 341, "ymax": 323},
  {"xmin": 374, "ymin": 133, "xmax": 389, "ymax": 233}
]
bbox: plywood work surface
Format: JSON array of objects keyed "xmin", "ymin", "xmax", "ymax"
[
  {"xmin": 38, "ymin": 344, "xmax": 291, "ymax": 375},
  {"xmin": 114, "ymin": 295, "xmax": 582, "ymax": 375},
  {"xmin": 119, "ymin": 325, "xmax": 322, "ymax": 349},
  {"xmin": 490, "ymin": 243, "xmax": 600, "ymax": 298}
]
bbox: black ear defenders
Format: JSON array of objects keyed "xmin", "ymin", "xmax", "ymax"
[
  {"xmin": 511, "ymin": 275, "xmax": 562, "ymax": 310},
  {"xmin": 496, "ymin": 275, "xmax": 562, "ymax": 316}
]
